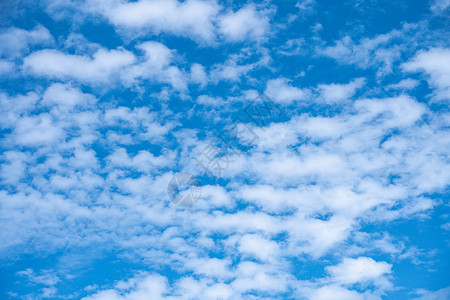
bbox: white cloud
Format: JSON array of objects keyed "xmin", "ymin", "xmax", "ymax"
[
  {"xmin": 208, "ymin": 47, "xmax": 271, "ymax": 84},
  {"xmin": 304, "ymin": 284, "xmax": 364, "ymax": 300},
  {"xmin": 196, "ymin": 184, "xmax": 232, "ymax": 208},
  {"xmin": 296, "ymin": 0, "xmax": 316, "ymax": 11},
  {"xmin": 22, "ymin": 41, "xmax": 191, "ymax": 90},
  {"xmin": 0, "ymin": 59, "xmax": 14, "ymax": 74},
  {"xmin": 106, "ymin": 148, "xmax": 174, "ymax": 173},
  {"xmin": 278, "ymin": 38, "xmax": 305, "ymax": 56},
  {"xmin": 238, "ymin": 234, "xmax": 279, "ymax": 261},
  {"xmin": 125, "ymin": 41, "xmax": 188, "ymax": 91},
  {"xmin": 12, "ymin": 113, "xmax": 65, "ymax": 147},
  {"xmin": 416, "ymin": 286, "xmax": 450, "ymax": 300},
  {"xmin": 218, "ymin": 4, "xmax": 271, "ymax": 42},
  {"xmin": 137, "ymin": 41, "xmax": 174, "ymax": 70},
  {"xmin": 318, "ymin": 26, "xmax": 415, "ymax": 77},
  {"xmin": 430, "ymin": 0, "xmax": 450, "ymax": 14},
  {"xmin": 387, "ymin": 78, "xmax": 420, "ymax": 90},
  {"xmin": 90, "ymin": 0, "xmax": 220, "ymax": 44},
  {"xmin": 0, "ymin": 92, "xmax": 39, "ymax": 129},
  {"xmin": 196, "ymin": 95, "xmax": 224, "ymax": 106},
  {"xmin": 186, "ymin": 257, "xmax": 232, "ymax": 278},
  {"xmin": 265, "ymin": 77, "xmax": 309, "ymax": 104},
  {"xmin": 354, "ymin": 95, "xmax": 426, "ymax": 128},
  {"xmin": 0, "ymin": 151, "xmax": 28, "ymax": 186},
  {"xmin": 211, "ymin": 61, "xmax": 254, "ymax": 81},
  {"xmin": 402, "ymin": 48, "xmax": 450, "ymax": 101},
  {"xmin": 23, "ymin": 48, "xmax": 136, "ymax": 83},
  {"xmin": 326, "ymin": 257, "xmax": 392, "ymax": 285},
  {"xmin": 42, "ymin": 83, "xmax": 97, "ymax": 108},
  {"xmin": 17, "ymin": 268, "xmax": 60, "ymax": 286},
  {"xmin": 317, "ymin": 78, "xmax": 365, "ymax": 103},
  {"xmin": 82, "ymin": 273, "xmax": 169, "ymax": 300},
  {"xmin": 45, "ymin": 0, "xmax": 274, "ymax": 45},
  {"xmin": 0, "ymin": 25, "xmax": 53, "ymax": 57},
  {"xmin": 2, "ymin": 2, "xmax": 449, "ymax": 299},
  {"xmin": 299, "ymin": 257, "xmax": 393, "ymax": 299},
  {"xmin": 103, "ymin": 106, "xmax": 175, "ymax": 142},
  {"xmin": 190, "ymin": 63, "xmax": 208, "ymax": 87}
]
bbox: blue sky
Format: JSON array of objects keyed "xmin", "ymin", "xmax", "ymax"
[{"xmin": 0, "ymin": 0, "xmax": 449, "ymax": 299}]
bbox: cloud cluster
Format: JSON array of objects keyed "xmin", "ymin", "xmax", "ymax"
[
  {"xmin": 1, "ymin": 0, "xmax": 449, "ymax": 299},
  {"xmin": 45, "ymin": 0, "xmax": 272, "ymax": 45}
]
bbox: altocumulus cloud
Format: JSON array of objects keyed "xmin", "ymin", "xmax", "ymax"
[{"xmin": 0, "ymin": 0, "xmax": 449, "ymax": 299}]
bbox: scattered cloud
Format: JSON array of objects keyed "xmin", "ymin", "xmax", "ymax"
[{"xmin": 1, "ymin": 1, "xmax": 449, "ymax": 299}]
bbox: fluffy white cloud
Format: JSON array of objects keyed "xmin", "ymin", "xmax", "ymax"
[
  {"xmin": 387, "ymin": 78, "xmax": 419, "ymax": 90},
  {"xmin": 90, "ymin": 0, "xmax": 220, "ymax": 44},
  {"xmin": 210, "ymin": 49, "xmax": 270, "ymax": 82},
  {"xmin": 317, "ymin": 78, "xmax": 365, "ymax": 103},
  {"xmin": 82, "ymin": 273, "xmax": 169, "ymax": 300},
  {"xmin": 17, "ymin": 268, "xmax": 60, "ymax": 286},
  {"xmin": 318, "ymin": 25, "xmax": 416, "ymax": 77},
  {"xmin": 296, "ymin": 0, "xmax": 316, "ymax": 11},
  {"xmin": 0, "ymin": 25, "xmax": 53, "ymax": 57},
  {"xmin": 218, "ymin": 4, "xmax": 271, "ymax": 42},
  {"xmin": 12, "ymin": 114, "xmax": 65, "ymax": 146},
  {"xmin": 125, "ymin": 41, "xmax": 188, "ymax": 91},
  {"xmin": 416, "ymin": 287, "xmax": 450, "ymax": 300},
  {"xmin": 238, "ymin": 234, "xmax": 279, "ymax": 261},
  {"xmin": 22, "ymin": 41, "xmax": 192, "ymax": 90},
  {"xmin": 430, "ymin": 0, "xmax": 450, "ymax": 14},
  {"xmin": 304, "ymin": 284, "xmax": 364, "ymax": 300},
  {"xmin": 42, "ymin": 83, "xmax": 97, "ymax": 108},
  {"xmin": 190, "ymin": 63, "xmax": 208, "ymax": 87},
  {"xmin": 402, "ymin": 48, "xmax": 450, "ymax": 101},
  {"xmin": 2, "ymin": 2, "xmax": 449, "ymax": 299},
  {"xmin": 44, "ymin": 0, "xmax": 275, "ymax": 45},
  {"xmin": 326, "ymin": 257, "xmax": 392, "ymax": 285},
  {"xmin": 265, "ymin": 77, "xmax": 309, "ymax": 104},
  {"xmin": 0, "ymin": 59, "xmax": 14, "ymax": 74},
  {"xmin": 23, "ymin": 48, "xmax": 136, "ymax": 83}
]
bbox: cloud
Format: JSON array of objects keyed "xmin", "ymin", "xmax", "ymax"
[
  {"xmin": 12, "ymin": 114, "xmax": 65, "ymax": 147},
  {"xmin": 210, "ymin": 50, "xmax": 269, "ymax": 82},
  {"xmin": 196, "ymin": 95, "xmax": 224, "ymax": 106},
  {"xmin": 265, "ymin": 77, "xmax": 309, "ymax": 104},
  {"xmin": 0, "ymin": 25, "xmax": 53, "ymax": 58},
  {"xmin": 16, "ymin": 268, "xmax": 60, "ymax": 286},
  {"xmin": 317, "ymin": 78, "xmax": 365, "ymax": 103},
  {"xmin": 402, "ymin": 48, "xmax": 450, "ymax": 101},
  {"xmin": 304, "ymin": 284, "xmax": 364, "ymax": 300},
  {"xmin": 23, "ymin": 48, "xmax": 136, "ymax": 83},
  {"xmin": 415, "ymin": 287, "xmax": 450, "ymax": 300},
  {"xmin": 44, "ymin": 0, "xmax": 274, "ymax": 45},
  {"xmin": 125, "ymin": 41, "xmax": 188, "ymax": 91},
  {"xmin": 89, "ymin": 0, "xmax": 220, "ymax": 44},
  {"xmin": 0, "ymin": 92, "xmax": 40, "ymax": 129},
  {"xmin": 326, "ymin": 257, "xmax": 392, "ymax": 285},
  {"xmin": 296, "ymin": 0, "xmax": 316, "ymax": 11},
  {"xmin": 190, "ymin": 63, "xmax": 208, "ymax": 87},
  {"xmin": 2, "ymin": 1, "xmax": 450, "ymax": 299},
  {"xmin": 218, "ymin": 4, "xmax": 271, "ymax": 42},
  {"xmin": 299, "ymin": 257, "xmax": 393, "ymax": 299},
  {"xmin": 387, "ymin": 78, "xmax": 420, "ymax": 90},
  {"xmin": 430, "ymin": 0, "xmax": 450, "ymax": 14},
  {"xmin": 22, "ymin": 41, "xmax": 190, "ymax": 90},
  {"xmin": 238, "ymin": 234, "xmax": 280, "ymax": 261},
  {"xmin": 318, "ymin": 25, "xmax": 416, "ymax": 77},
  {"xmin": 278, "ymin": 38, "xmax": 306, "ymax": 56},
  {"xmin": 0, "ymin": 59, "xmax": 14, "ymax": 74},
  {"xmin": 82, "ymin": 273, "xmax": 169, "ymax": 300},
  {"xmin": 42, "ymin": 83, "xmax": 97, "ymax": 108}
]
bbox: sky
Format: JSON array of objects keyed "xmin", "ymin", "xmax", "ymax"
[{"xmin": 0, "ymin": 0, "xmax": 449, "ymax": 299}]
